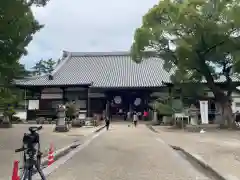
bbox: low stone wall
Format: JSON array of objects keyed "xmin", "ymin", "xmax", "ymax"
[{"xmin": 185, "ymin": 124, "xmax": 220, "ymax": 132}]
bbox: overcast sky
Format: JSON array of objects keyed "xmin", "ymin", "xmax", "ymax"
[{"xmin": 20, "ymin": 0, "xmax": 159, "ymax": 69}]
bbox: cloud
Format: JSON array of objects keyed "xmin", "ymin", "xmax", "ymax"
[{"xmin": 21, "ymin": 0, "xmax": 159, "ymax": 69}]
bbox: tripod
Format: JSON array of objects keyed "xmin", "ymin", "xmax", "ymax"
[
  {"xmin": 20, "ymin": 150, "xmax": 46, "ymax": 180},
  {"xmin": 15, "ymin": 126, "xmax": 46, "ymax": 180}
]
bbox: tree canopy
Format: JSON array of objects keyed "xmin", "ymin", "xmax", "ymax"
[
  {"xmin": 0, "ymin": 0, "xmax": 49, "ymax": 121},
  {"xmin": 32, "ymin": 58, "xmax": 56, "ymax": 75},
  {"xmin": 27, "ymin": 0, "xmax": 49, "ymax": 6},
  {"xmin": 0, "ymin": 0, "xmax": 43, "ymax": 83},
  {"xmin": 131, "ymin": 0, "xmax": 240, "ymax": 127}
]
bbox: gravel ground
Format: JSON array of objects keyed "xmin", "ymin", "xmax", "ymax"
[
  {"xmin": 47, "ymin": 123, "xmax": 209, "ymax": 180},
  {"xmin": 152, "ymin": 125, "xmax": 240, "ymax": 179},
  {"xmin": 0, "ymin": 124, "xmax": 101, "ymax": 180}
]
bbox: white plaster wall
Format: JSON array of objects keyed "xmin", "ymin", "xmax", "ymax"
[
  {"xmin": 41, "ymin": 88, "xmax": 63, "ymax": 99},
  {"xmin": 150, "ymin": 92, "xmax": 168, "ymax": 98},
  {"xmin": 232, "ymin": 97, "xmax": 240, "ymax": 113}
]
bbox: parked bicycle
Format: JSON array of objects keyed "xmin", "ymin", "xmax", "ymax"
[{"xmin": 15, "ymin": 126, "xmax": 46, "ymax": 180}]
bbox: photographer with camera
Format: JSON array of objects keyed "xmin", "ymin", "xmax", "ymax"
[{"xmin": 15, "ymin": 126, "xmax": 46, "ymax": 180}]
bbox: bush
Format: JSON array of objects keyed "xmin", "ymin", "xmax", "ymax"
[
  {"xmin": 11, "ymin": 116, "xmax": 23, "ymax": 124},
  {"xmin": 2, "ymin": 105, "xmax": 16, "ymax": 122},
  {"xmin": 65, "ymin": 102, "xmax": 78, "ymax": 120},
  {"xmin": 155, "ymin": 102, "xmax": 174, "ymax": 116}
]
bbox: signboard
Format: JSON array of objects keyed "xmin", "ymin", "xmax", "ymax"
[
  {"xmin": 199, "ymin": 101, "xmax": 208, "ymax": 124},
  {"xmin": 79, "ymin": 113, "xmax": 86, "ymax": 120},
  {"xmin": 28, "ymin": 100, "xmax": 39, "ymax": 110}
]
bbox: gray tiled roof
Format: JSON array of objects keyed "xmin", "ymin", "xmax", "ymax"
[
  {"xmin": 16, "ymin": 51, "xmax": 171, "ymax": 88},
  {"xmin": 16, "ymin": 51, "xmax": 240, "ymax": 87}
]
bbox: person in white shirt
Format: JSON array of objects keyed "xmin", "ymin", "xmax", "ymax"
[
  {"xmin": 133, "ymin": 112, "xmax": 138, "ymax": 127},
  {"xmin": 127, "ymin": 111, "xmax": 131, "ymax": 120}
]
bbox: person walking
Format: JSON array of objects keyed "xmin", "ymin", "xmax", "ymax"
[
  {"xmin": 105, "ymin": 117, "xmax": 110, "ymax": 130},
  {"xmin": 143, "ymin": 110, "xmax": 148, "ymax": 121},
  {"xmin": 127, "ymin": 111, "xmax": 131, "ymax": 121},
  {"xmin": 133, "ymin": 112, "xmax": 138, "ymax": 127},
  {"xmin": 123, "ymin": 111, "xmax": 127, "ymax": 121},
  {"xmin": 137, "ymin": 111, "xmax": 142, "ymax": 120}
]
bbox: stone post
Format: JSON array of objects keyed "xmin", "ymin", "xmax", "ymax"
[
  {"xmin": 55, "ymin": 104, "xmax": 69, "ymax": 132},
  {"xmin": 189, "ymin": 104, "xmax": 198, "ymax": 125},
  {"xmin": 152, "ymin": 111, "xmax": 158, "ymax": 125}
]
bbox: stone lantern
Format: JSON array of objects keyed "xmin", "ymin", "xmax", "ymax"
[{"xmin": 55, "ymin": 104, "xmax": 69, "ymax": 132}]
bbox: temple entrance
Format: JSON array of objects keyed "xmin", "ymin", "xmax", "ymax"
[{"xmin": 106, "ymin": 90, "xmax": 149, "ymax": 120}]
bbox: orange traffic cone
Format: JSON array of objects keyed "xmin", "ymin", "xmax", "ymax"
[
  {"xmin": 12, "ymin": 160, "xmax": 20, "ymax": 180},
  {"xmin": 48, "ymin": 144, "xmax": 54, "ymax": 166}
]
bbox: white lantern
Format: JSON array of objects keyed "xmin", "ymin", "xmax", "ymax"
[
  {"xmin": 134, "ymin": 98, "xmax": 141, "ymax": 106},
  {"xmin": 114, "ymin": 96, "xmax": 122, "ymax": 104}
]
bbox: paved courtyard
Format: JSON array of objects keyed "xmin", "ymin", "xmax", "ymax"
[
  {"xmin": 152, "ymin": 126, "xmax": 240, "ymax": 179},
  {"xmin": 0, "ymin": 124, "xmax": 101, "ymax": 180},
  {"xmin": 46, "ymin": 123, "xmax": 210, "ymax": 180}
]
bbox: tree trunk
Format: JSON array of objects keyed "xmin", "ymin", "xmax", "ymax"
[
  {"xmin": 216, "ymin": 100, "xmax": 235, "ymax": 128},
  {"xmin": 197, "ymin": 55, "xmax": 234, "ymax": 128},
  {"xmin": 215, "ymin": 102, "xmax": 223, "ymax": 124}
]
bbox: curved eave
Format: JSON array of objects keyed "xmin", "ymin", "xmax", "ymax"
[
  {"xmin": 162, "ymin": 81, "xmax": 240, "ymax": 86},
  {"xmin": 15, "ymin": 83, "xmax": 92, "ymax": 89}
]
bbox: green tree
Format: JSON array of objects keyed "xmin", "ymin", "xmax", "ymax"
[
  {"xmin": 131, "ymin": 0, "xmax": 240, "ymax": 128},
  {"xmin": 0, "ymin": 0, "xmax": 48, "ymax": 125},
  {"xmin": 32, "ymin": 58, "xmax": 56, "ymax": 75},
  {"xmin": 43, "ymin": 58, "xmax": 56, "ymax": 74},
  {"xmin": 32, "ymin": 59, "xmax": 45, "ymax": 75},
  {"xmin": 28, "ymin": 0, "xmax": 49, "ymax": 6}
]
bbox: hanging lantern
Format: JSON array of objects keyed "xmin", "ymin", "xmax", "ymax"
[
  {"xmin": 114, "ymin": 96, "xmax": 122, "ymax": 104},
  {"xmin": 134, "ymin": 98, "xmax": 141, "ymax": 106}
]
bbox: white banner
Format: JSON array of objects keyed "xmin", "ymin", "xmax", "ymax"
[{"xmin": 199, "ymin": 101, "xmax": 208, "ymax": 124}]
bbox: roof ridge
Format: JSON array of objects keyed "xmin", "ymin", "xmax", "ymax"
[
  {"xmin": 68, "ymin": 51, "xmax": 131, "ymax": 57},
  {"xmin": 51, "ymin": 51, "xmax": 71, "ymax": 76}
]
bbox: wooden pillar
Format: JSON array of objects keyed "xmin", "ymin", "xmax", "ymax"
[
  {"xmin": 145, "ymin": 91, "xmax": 150, "ymax": 110},
  {"xmin": 106, "ymin": 100, "xmax": 110, "ymax": 118},
  {"xmin": 168, "ymin": 86, "xmax": 173, "ymax": 106},
  {"xmin": 104, "ymin": 92, "xmax": 110, "ymax": 118},
  {"xmin": 87, "ymin": 87, "xmax": 90, "ymax": 117},
  {"xmin": 61, "ymin": 87, "xmax": 66, "ymax": 104}
]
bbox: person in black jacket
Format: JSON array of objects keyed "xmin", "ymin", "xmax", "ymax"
[{"xmin": 105, "ymin": 117, "xmax": 110, "ymax": 130}]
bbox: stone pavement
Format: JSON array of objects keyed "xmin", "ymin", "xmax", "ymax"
[
  {"xmin": 47, "ymin": 123, "xmax": 210, "ymax": 180},
  {"xmin": 0, "ymin": 124, "xmax": 102, "ymax": 180},
  {"xmin": 152, "ymin": 126, "xmax": 240, "ymax": 180}
]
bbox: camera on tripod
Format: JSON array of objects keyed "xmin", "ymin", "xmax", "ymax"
[
  {"xmin": 15, "ymin": 126, "xmax": 42, "ymax": 155},
  {"xmin": 15, "ymin": 126, "xmax": 46, "ymax": 180}
]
